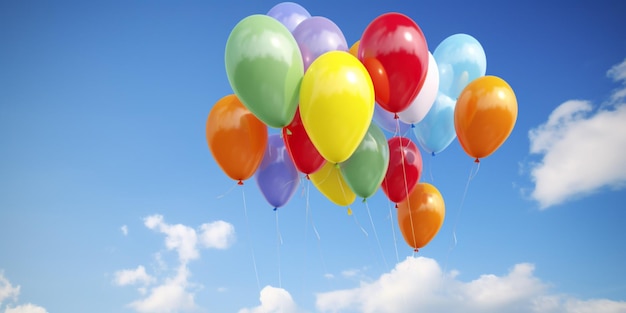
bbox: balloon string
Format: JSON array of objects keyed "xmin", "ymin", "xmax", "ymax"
[
  {"xmin": 387, "ymin": 199, "xmax": 400, "ymax": 264},
  {"xmin": 353, "ymin": 212, "xmax": 369, "ymax": 237},
  {"xmin": 241, "ymin": 186, "xmax": 261, "ymax": 293},
  {"xmin": 443, "ymin": 160, "xmax": 480, "ymax": 275},
  {"xmin": 216, "ymin": 181, "xmax": 240, "ymax": 199},
  {"xmin": 365, "ymin": 200, "xmax": 388, "ymax": 269},
  {"xmin": 307, "ymin": 180, "xmax": 332, "ymax": 290},
  {"xmin": 429, "ymin": 153, "xmax": 435, "ymax": 183},
  {"xmin": 334, "ymin": 166, "xmax": 351, "ymax": 217},
  {"xmin": 400, "ymin": 138, "xmax": 417, "ymax": 254},
  {"xmin": 394, "ymin": 116, "xmax": 401, "ymax": 138},
  {"xmin": 275, "ymin": 208, "xmax": 283, "ymax": 288},
  {"xmin": 307, "ymin": 178, "xmax": 321, "ymax": 241},
  {"xmin": 299, "ymin": 172, "xmax": 310, "ymax": 294}
]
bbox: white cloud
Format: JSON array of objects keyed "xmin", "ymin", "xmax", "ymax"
[
  {"xmin": 0, "ymin": 272, "xmax": 20, "ymax": 306},
  {"xmin": 527, "ymin": 59, "xmax": 626, "ymax": 208},
  {"xmin": 114, "ymin": 266, "xmax": 155, "ymax": 286},
  {"xmin": 238, "ymin": 286, "xmax": 303, "ymax": 313},
  {"xmin": 144, "ymin": 214, "xmax": 200, "ymax": 263},
  {"xmin": 118, "ymin": 215, "xmax": 236, "ymax": 313},
  {"xmin": 0, "ymin": 272, "xmax": 47, "ymax": 313},
  {"xmin": 129, "ymin": 265, "xmax": 196, "ymax": 313},
  {"xmin": 121, "ymin": 225, "xmax": 128, "ymax": 236},
  {"xmin": 340, "ymin": 269, "xmax": 360, "ymax": 278},
  {"xmin": 4, "ymin": 304, "xmax": 48, "ymax": 313},
  {"xmin": 198, "ymin": 220, "xmax": 236, "ymax": 249},
  {"xmin": 314, "ymin": 256, "xmax": 626, "ymax": 313}
]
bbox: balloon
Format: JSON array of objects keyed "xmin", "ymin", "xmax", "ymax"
[
  {"xmin": 434, "ymin": 33, "xmax": 486, "ymax": 99},
  {"xmin": 397, "ymin": 183, "xmax": 445, "ymax": 251},
  {"xmin": 310, "ymin": 162, "xmax": 356, "ymax": 206},
  {"xmin": 255, "ymin": 135, "xmax": 300, "ymax": 209},
  {"xmin": 358, "ymin": 12, "xmax": 429, "ymax": 113},
  {"xmin": 373, "ymin": 104, "xmax": 411, "ymax": 135},
  {"xmin": 340, "ymin": 123, "xmax": 389, "ymax": 199},
  {"xmin": 206, "ymin": 95, "xmax": 268, "ymax": 184},
  {"xmin": 382, "ymin": 137, "xmax": 422, "ymax": 204},
  {"xmin": 299, "ymin": 51, "xmax": 375, "ymax": 164},
  {"xmin": 348, "ymin": 40, "xmax": 359, "ymax": 57},
  {"xmin": 293, "ymin": 16, "xmax": 348, "ymax": 70},
  {"xmin": 454, "ymin": 75, "xmax": 518, "ymax": 161},
  {"xmin": 413, "ymin": 92, "xmax": 457, "ymax": 155},
  {"xmin": 266, "ymin": 2, "xmax": 311, "ymax": 32},
  {"xmin": 282, "ymin": 108, "xmax": 326, "ymax": 175},
  {"xmin": 362, "ymin": 57, "xmax": 390, "ymax": 107},
  {"xmin": 398, "ymin": 52, "xmax": 439, "ymax": 125},
  {"xmin": 225, "ymin": 14, "xmax": 304, "ymax": 128}
]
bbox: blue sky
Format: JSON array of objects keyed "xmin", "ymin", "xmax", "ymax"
[{"xmin": 1, "ymin": 1, "xmax": 625, "ymax": 312}]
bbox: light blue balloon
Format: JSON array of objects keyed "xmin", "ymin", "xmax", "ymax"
[
  {"xmin": 413, "ymin": 93, "xmax": 456, "ymax": 155},
  {"xmin": 434, "ymin": 33, "xmax": 486, "ymax": 99}
]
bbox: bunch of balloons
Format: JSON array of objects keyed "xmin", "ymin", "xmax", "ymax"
[{"xmin": 206, "ymin": 2, "xmax": 518, "ymax": 251}]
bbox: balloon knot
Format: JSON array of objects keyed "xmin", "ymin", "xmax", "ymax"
[
  {"xmin": 347, "ymin": 207, "xmax": 353, "ymax": 216},
  {"xmin": 395, "ymin": 203, "xmax": 398, "ymax": 208},
  {"xmin": 361, "ymin": 198, "xmax": 367, "ymax": 203},
  {"xmin": 431, "ymin": 151, "xmax": 435, "ymax": 157},
  {"xmin": 237, "ymin": 180, "xmax": 243, "ymax": 185},
  {"xmin": 413, "ymin": 248, "xmax": 419, "ymax": 253},
  {"xmin": 285, "ymin": 128, "xmax": 292, "ymax": 135},
  {"xmin": 334, "ymin": 163, "xmax": 340, "ymax": 169},
  {"xmin": 273, "ymin": 207, "xmax": 277, "ymax": 211},
  {"xmin": 305, "ymin": 174, "xmax": 310, "ymax": 180},
  {"xmin": 393, "ymin": 113, "xmax": 399, "ymax": 119},
  {"xmin": 474, "ymin": 158, "xmax": 480, "ymax": 163},
  {"xmin": 410, "ymin": 123, "xmax": 415, "ymax": 128}
]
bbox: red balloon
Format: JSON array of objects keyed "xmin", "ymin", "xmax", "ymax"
[
  {"xmin": 382, "ymin": 137, "xmax": 423, "ymax": 204},
  {"xmin": 358, "ymin": 13, "xmax": 429, "ymax": 114},
  {"xmin": 282, "ymin": 108, "xmax": 326, "ymax": 175}
]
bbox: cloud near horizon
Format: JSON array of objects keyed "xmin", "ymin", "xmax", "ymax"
[
  {"xmin": 527, "ymin": 58, "xmax": 626, "ymax": 208},
  {"xmin": 240, "ymin": 257, "xmax": 626, "ymax": 313}
]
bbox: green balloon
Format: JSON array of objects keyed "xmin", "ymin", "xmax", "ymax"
[
  {"xmin": 225, "ymin": 14, "xmax": 304, "ymax": 128},
  {"xmin": 340, "ymin": 123, "xmax": 390, "ymax": 199}
]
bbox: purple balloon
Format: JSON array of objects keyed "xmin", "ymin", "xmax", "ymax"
[
  {"xmin": 267, "ymin": 2, "xmax": 311, "ymax": 33},
  {"xmin": 255, "ymin": 134, "xmax": 300, "ymax": 209},
  {"xmin": 292, "ymin": 16, "xmax": 348, "ymax": 70},
  {"xmin": 373, "ymin": 104, "xmax": 411, "ymax": 135}
]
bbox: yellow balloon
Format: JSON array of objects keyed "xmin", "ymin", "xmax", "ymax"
[
  {"xmin": 300, "ymin": 51, "xmax": 375, "ymax": 164},
  {"xmin": 310, "ymin": 162, "xmax": 356, "ymax": 207}
]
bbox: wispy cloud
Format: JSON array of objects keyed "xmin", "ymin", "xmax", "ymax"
[
  {"xmin": 121, "ymin": 225, "xmax": 128, "ymax": 236},
  {"xmin": 113, "ymin": 266, "xmax": 155, "ymax": 287},
  {"xmin": 115, "ymin": 214, "xmax": 236, "ymax": 313},
  {"xmin": 0, "ymin": 271, "xmax": 20, "ymax": 306},
  {"xmin": 0, "ymin": 272, "xmax": 47, "ymax": 313},
  {"xmin": 527, "ymin": 58, "xmax": 626, "ymax": 208}
]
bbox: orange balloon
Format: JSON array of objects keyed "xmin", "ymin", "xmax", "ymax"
[
  {"xmin": 454, "ymin": 75, "xmax": 518, "ymax": 161},
  {"xmin": 350, "ymin": 40, "xmax": 391, "ymax": 109},
  {"xmin": 206, "ymin": 94, "xmax": 268, "ymax": 184},
  {"xmin": 397, "ymin": 183, "xmax": 445, "ymax": 251},
  {"xmin": 349, "ymin": 40, "xmax": 360, "ymax": 57},
  {"xmin": 362, "ymin": 57, "xmax": 390, "ymax": 108}
]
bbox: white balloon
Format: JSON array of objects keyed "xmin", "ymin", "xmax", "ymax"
[{"xmin": 398, "ymin": 52, "xmax": 439, "ymax": 124}]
